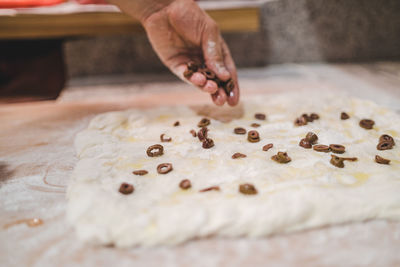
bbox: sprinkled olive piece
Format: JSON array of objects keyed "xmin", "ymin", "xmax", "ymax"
[
  {"xmin": 379, "ymin": 134, "xmax": 395, "ymax": 146},
  {"xmin": 262, "ymin": 143, "xmax": 273, "ymax": 151},
  {"xmin": 232, "ymin": 152, "xmax": 247, "ymax": 159},
  {"xmin": 250, "ymin": 123, "xmax": 260, "ymax": 128},
  {"xmin": 313, "ymin": 145, "xmax": 330, "ymax": 152},
  {"xmin": 375, "ymin": 155, "xmax": 390, "ymax": 165},
  {"xmin": 305, "ymin": 132, "xmax": 318, "ymax": 144},
  {"xmin": 234, "ymin": 127, "xmax": 246, "ymax": 135},
  {"xmin": 359, "ymin": 119, "xmax": 375, "ymax": 130},
  {"xmin": 294, "ymin": 116, "xmax": 308, "ymax": 126},
  {"xmin": 239, "ymin": 183, "xmax": 258, "ymax": 195},
  {"xmin": 157, "ymin": 163, "xmax": 173, "ymax": 174},
  {"xmin": 309, "ymin": 113, "xmax": 320, "ymax": 121},
  {"xmin": 377, "ymin": 134, "xmax": 395, "ymax": 150},
  {"xmin": 132, "ymin": 170, "xmax": 148, "ymax": 176},
  {"xmin": 294, "ymin": 112, "xmax": 320, "ymax": 126},
  {"xmin": 160, "ymin": 134, "xmax": 172, "ymax": 142},
  {"xmin": 299, "ymin": 138, "xmax": 312, "ymax": 149},
  {"xmin": 198, "ymin": 127, "xmax": 208, "ymax": 141},
  {"xmin": 247, "ymin": 130, "xmax": 260, "ymax": 143},
  {"xmin": 329, "ymin": 144, "xmax": 346, "ymax": 154},
  {"xmin": 199, "ymin": 186, "xmax": 220, "ymax": 192},
  {"xmin": 330, "ymin": 155, "xmax": 345, "ymax": 168},
  {"xmin": 146, "ymin": 144, "xmax": 164, "ymax": 157},
  {"xmin": 179, "ymin": 179, "xmax": 192, "ymax": 189},
  {"xmin": 342, "ymin": 157, "xmax": 358, "ymax": 162},
  {"xmin": 254, "ymin": 113, "xmax": 266, "ymax": 120},
  {"xmin": 119, "ymin": 183, "xmax": 134, "ymax": 195},
  {"xmin": 198, "ymin": 118, "xmax": 210, "ymax": 128},
  {"xmin": 190, "ymin": 129, "xmax": 197, "ymax": 137},
  {"xmin": 202, "ymin": 138, "xmax": 214, "ymax": 149},
  {"xmin": 341, "ymin": 112, "xmax": 350, "ymax": 120},
  {"xmin": 271, "ymin": 152, "xmax": 291, "ymax": 164},
  {"xmin": 377, "ymin": 141, "xmax": 393, "ymax": 150},
  {"xmin": 173, "ymin": 121, "xmax": 180, "ymax": 127},
  {"xmin": 301, "ymin": 113, "xmax": 310, "ymax": 122}
]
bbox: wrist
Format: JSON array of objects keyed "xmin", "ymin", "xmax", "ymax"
[
  {"xmin": 137, "ymin": 0, "xmax": 176, "ymax": 23},
  {"xmin": 108, "ymin": 0, "xmax": 175, "ymax": 22}
]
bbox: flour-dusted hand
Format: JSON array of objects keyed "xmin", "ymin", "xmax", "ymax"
[{"xmin": 107, "ymin": 0, "xmax": 239, "ymax": 106}]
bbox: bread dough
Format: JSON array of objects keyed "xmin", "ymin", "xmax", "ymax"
[{"xmin": 67, "ymin": 92, "xmax": 400, "ymax": 247}]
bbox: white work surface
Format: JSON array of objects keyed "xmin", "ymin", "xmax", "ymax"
[{"xmin": 1, "ymin": 63, "xmax": 400, "ymax": 267}]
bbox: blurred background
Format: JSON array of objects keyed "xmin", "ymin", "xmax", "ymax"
[{"xmin": 0, "ymin": 0, "xmax": 399, "ymax": 102}]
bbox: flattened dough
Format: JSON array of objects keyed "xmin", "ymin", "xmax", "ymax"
[{"xmin": 67, "ymin": 92, "xmax": 400, "ymax": 247}]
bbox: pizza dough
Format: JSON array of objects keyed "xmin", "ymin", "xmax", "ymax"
[{"xmin": 67, "ymin": 92, "xmax": 400, "ymax": 247}]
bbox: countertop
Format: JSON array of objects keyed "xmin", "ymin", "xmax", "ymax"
[{"xmin": 1, "ymin": 62, "xmax": 400, "ymax": 267}]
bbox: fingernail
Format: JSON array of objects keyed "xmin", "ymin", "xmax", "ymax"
[{"xmin": 216, "ymin": 94, "xmax": 225, "ymax": 105}]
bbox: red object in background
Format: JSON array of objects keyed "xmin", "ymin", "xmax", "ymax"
[
  {"xmin": 76, "ymin": 0, "xmax": 108, "ymax": 4},
  {"xmin": 0, "ymin": 0, "xmax": 64, "ymax": 8}
]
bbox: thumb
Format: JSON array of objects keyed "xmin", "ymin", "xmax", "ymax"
[{"xmin": 202, "ymin": 24, "xmax": 231, "ymax": 82}]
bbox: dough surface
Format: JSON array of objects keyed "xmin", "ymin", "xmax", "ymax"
[{"xmin": 67, "ymin": 92, "xmax": 400, "ymax": 247}]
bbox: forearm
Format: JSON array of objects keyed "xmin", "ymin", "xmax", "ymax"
[{"xmin": 107, "ymin": 0, "xmax": 175, "ymax": 22}]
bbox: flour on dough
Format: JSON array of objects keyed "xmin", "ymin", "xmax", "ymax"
[{"xmin": 67, "ymin": 92, "xmax": 400, "ymax": 247}]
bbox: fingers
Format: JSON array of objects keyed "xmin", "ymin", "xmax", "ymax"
[
  {"xmin": 152, "ymin": 3, "xmax": 235, "ymax": 106},
  {"xmin": 202, "ymin": 22, "xmax": 239, "ymax": 106},
  {"xmin": 189, "ymin": 72, "xmax": 207, "ymax": 87},
  {"xmin": 221, "ymin": 40, "xmax": 240, "ymax": 106},
  {"xmin": 211, "ymin": 87, "xmax": 228, "ymax": 106},
  {"xmin": 202, "ymin": 80, "xmax": 219, "ymax": 94},
  {"xmin": 171, "ymin": 62, "xmax": 220, "ymax": 96},
  {"xmin": 187, "ymin": 72, "xmax": 218, "ymax": 94},
  {"xmin": 202, "ymin": 22, "xmax": 231, "ymax": 82},
  {"xmin": 168, "ymin": 48, "xmax": 235, "ymax": 106}
]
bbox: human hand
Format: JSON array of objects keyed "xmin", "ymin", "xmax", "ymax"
[{"xmin": 108, "ymin": 0, "xmax": 239, "ymax": 106}]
